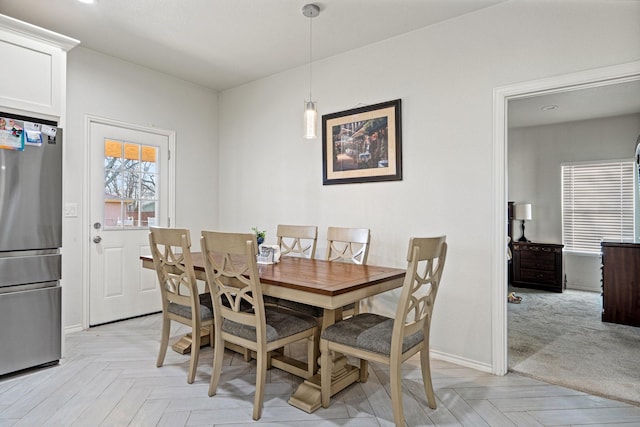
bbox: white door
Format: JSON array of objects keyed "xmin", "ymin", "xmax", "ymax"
[{"xmin": 89, "ymin": 118, "xmax": 173, "ymax": 326}]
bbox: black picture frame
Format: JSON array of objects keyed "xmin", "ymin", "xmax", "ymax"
[{"xmin": 322, "ymin": 99, "xmax": 402, "ymax": 185}]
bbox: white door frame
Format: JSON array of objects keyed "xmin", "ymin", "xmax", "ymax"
[
  {"xmin": 82, "ymin": 114, "xmax": 176, "ymax": 329},
  {"xmin": 491, "ymin": 61, "xmax": 640, "ymax": 375}
]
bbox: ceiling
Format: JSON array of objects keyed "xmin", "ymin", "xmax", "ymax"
[
  {"xmin": 508, "ymin": 80, "xmax": 640, "ymax": 128},
  {"xmin": 1, "ymin": 0, "xmax": 638, "ymax": 128},
  {"xmin": 0, "ymin": 0, "xmax": 504, "ymax": 91}
]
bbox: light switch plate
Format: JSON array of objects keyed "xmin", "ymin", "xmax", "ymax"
[{"xmin": 64, "ymin": 202, "xmax": 78, "ymax": 218}]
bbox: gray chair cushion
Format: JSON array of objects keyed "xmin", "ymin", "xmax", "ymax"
[
  {"xmin": 168, "ymin": 293, "xmax": 213, "ymax": 320},
  {"xmin": 277, "ymin": 299, "xmax": 355, "ymax": 319},
  {"xmin": 222, "ymin": 306, "xmax": 316, "ymax": 343},
  {"xmin": 321, "ymin": 313, "xmax": 424, "ymax": 356},
  {"xmin": 263, "ymin": 295, "xmax": 280, "ymax": 306},
  {"xmin": 277, "ymin": 299, "xmax": 324, "ymax": 318}
]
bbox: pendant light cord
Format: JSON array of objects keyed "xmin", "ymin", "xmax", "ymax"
[{"xmin": 308, "ymin": 15, "xmax": 313, "ymax": 101}]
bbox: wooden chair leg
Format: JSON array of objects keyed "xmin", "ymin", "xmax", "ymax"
[
  {"xmin": 266, "ymin": 346, "xmax": 286, "ymax": 370},
  {"xmin": 156, "ymin": 317, "xmax": 170, "ymax": 367},
  {"xmin": 353, "ymin": 300, "xmax": 360, "ymax": 315},
  {"xmin": 306, "ymin": 335, "xmax": 315, "ymax": 378},
  {"xmin": 253, "ymin": 352, "xmax": 267, "ymax": 420},
  {"xmin": 208, "ymin": 334, "xmax": 224, "ymax": 397},
  {"xmin": 389, "ymin": 360, "xmax": 405, "ymax": 427},
  {"xmin": 266, "ymin": 350, "xmax": 273, "ymax": 370},
  {"xmin": 187, "ymin": 324, "xmax": 201, "ymax": 384},
  {"xmin": 312, "ymin": 325, "xmax": 321, "ymax": 374},
  {"xmin": 320, "ymin": 339, "xmax": 331, "ymax": 408},
  {"xmin": 359, "ymin": 359, "xmax": 369, "ymax": 382},
  {"xmin": 420, "ymin": 347, "xmax": 437, "ymax": 409}
]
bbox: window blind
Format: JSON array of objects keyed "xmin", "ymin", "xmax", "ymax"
[{"xmin": 562, "ymin": 160, "xmax": 634, "ymax": 253}]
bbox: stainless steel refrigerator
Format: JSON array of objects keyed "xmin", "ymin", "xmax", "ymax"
[{"xmin": 0, "ymin": 112, "xmax": 62, "ymax": 376}]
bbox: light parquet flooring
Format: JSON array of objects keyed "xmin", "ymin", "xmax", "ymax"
[{"xmin": 1, "ymin": 314, "xmax": 640, "ymax": 426}]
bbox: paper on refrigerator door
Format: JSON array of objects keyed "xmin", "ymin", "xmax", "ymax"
[{"xmin": 0, "ymin": 117, "xmax": 24, "ymax": 151}]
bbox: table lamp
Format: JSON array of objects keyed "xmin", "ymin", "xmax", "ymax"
[{"xmin": 514, "ymin": 203, "xmax": 532, "ymax": 242}]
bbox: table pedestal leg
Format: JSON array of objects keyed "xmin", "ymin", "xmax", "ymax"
[
  {"xmin": 288, "ymin": 307, "xmax": 364, "ymax": 413},
  {"xmin": 171, "ymin": 327, "xmax": 210, "ymax": 354},
  {"xmin": 289, "ymin": 344, "xmax": 360, "ymax": 413},
  {"xmin": 288, "ymin": 353, "xmax": 361, "ymax": 413}
]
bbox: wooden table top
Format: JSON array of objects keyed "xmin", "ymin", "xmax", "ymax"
[{"xmin": 140, "ymin": 253, "xmax": 405, "ymax": 297}]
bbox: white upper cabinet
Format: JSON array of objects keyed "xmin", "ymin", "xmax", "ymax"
[{"xmin": 0, "ymin": 14, "xmax": 79, "ymax": 119}]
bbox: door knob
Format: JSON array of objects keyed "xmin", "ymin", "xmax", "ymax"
[{"xmin": 93, "ymin": 236, "xmax": 102, "ymax": 244}]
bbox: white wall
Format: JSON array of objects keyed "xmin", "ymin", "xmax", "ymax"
[
  {"xmin": 63, "ymin": 47, "xmax": 218, "ymax": 331},
  {"xmin": 217, "ymin": 1, "xmax": 640, "ymax": 368},
  {"xmin": 509, "ymin": 113, "xmax": 640, "ymax": 291}
]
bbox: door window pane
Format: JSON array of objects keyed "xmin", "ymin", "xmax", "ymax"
[
  {"xmin": 103, "ymin": 139, "xmax": 159, "ymax": 229},
  {"xmin": 122, "ymin": 172, "xmax": 140, "ymax": 199},
  {"xmin": 140, "ymin": 173, "xmax": 156, "ymax": 199}
]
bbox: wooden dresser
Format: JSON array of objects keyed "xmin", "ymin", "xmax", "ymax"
[
  {"xmin": 512, "ymin": 242, "xmax": 564, "ymax": 293},
  {"xmin": 601, "ymin": 241, "xmax": 640, "ymax": 327}
]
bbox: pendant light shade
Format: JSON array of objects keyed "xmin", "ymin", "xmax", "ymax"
[
  {"xmin": 304, "ymin": 100, "xmax": 317, "ymax": 139},
  {"xmin": 302, "ymin": 4, "xmax": 319, "ymax": 139}
]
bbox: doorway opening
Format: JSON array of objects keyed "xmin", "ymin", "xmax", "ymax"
[{"xmin": 492, "ymin": 61, "xmax": 640, "ymax": 376}]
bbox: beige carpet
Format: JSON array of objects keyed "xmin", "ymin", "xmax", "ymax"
[{"xmin": 508, "ymin": 288, "xmax": 640, "ymax": 405}]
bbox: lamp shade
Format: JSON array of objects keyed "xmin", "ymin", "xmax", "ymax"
[
  {"xmin": 514, "ymin": 203, "xmax": 532, "ymax": 221},
  {"xmin": 303, "ymin": 100, "xmax": 317, "ymax": 139}
]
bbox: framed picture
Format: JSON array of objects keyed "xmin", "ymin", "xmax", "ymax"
[{"xmin": 322, "ymin": 99, "xmax": 402, "ymax": 185}]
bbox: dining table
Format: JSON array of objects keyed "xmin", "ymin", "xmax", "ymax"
[{"xmin": 140, "ymin": 253, "xmax": 406, "ymax": 413}]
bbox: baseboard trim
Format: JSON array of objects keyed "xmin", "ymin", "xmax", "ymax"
[
  {"xmin": 64, "ymin": 324, "xmax": 84, "ymax": 335},
  {"xmin": 430, "ymin": 349, "xmax": 494, "ymax": 374},
  {"xmin": 565, "ymin": 285, "xmax": 601, "ymax": 293}
]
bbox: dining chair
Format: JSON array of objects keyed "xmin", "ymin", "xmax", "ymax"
[
  {"xmin": 279, "ymin": 226, "xmax": 371, "ymax": 318},
  {"xmin": 264, "ymin": 224, "xmax": 318, "ymax": 309},
  {"xmin": 275, "ymin": 226, "xmax": 370, "ymax": 370},
  {"xmin": 320, "ymin": 236, "xmax": 447, "ymax": 426},
  {"xmin": 200, "ymin": 231, "xmax": 318, "ymax": 421},
  {"xmin": 325, "ymin": 226, "xmax": 370, "ymax": 265},
  {"xmin": 277, "ymin": 224, "xmax": 318, "ymax": 259},
  {"xmin": 326, "ymin": 226, "xmax": 371, "ymax": 315},
  {"xmin": 148, "ymin": 226, "xmax": 214, "ymax": 384}
]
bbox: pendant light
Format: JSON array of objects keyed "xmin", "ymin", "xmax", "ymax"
[{"xmin": 302, "ymin": 4, "xmax": 320, "ymax": 139}]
